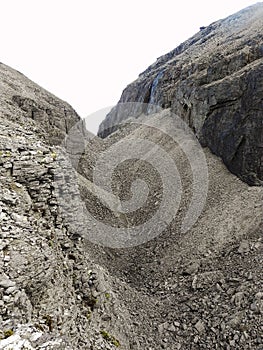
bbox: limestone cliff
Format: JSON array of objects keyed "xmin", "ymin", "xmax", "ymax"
[{"xmin": 98, "ymin": 3, "xmax": 263, "ymax": 185}]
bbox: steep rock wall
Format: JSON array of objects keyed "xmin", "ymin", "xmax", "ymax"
[{"xmin": 98, "ymin": 3, "xmax": 263, "ymax": 185}]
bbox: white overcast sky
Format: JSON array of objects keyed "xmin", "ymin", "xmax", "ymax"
[{"xmin": 1, "ymin": 0, "xmax": 259, "ymax": 133}]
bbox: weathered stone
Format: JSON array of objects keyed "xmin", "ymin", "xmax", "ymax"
[
  {"xmin": 0, "ymin": 63, "xmax": 80, "ymax": 146},
  {"xmin": 195, "ymin": 320, "xmax": 205, "ymax": 333},
  {"xmin": 0, "ymin": 278, "xmax": 16, "ymax": 288},
  {"xmin": 182, "ymin": 261, "xmax": 200, "ymax": 275},
  {"xmin": 98, "ymin": 3, "xmax": 263, "ymax": 185},
  {"xmin": 231, "ymin": 291, "xmax": 247, "ymax": 307},
  {"xmin": 0, "ymin": 4, "xmax": 263, "ymax": 350},
  {"xmin": 238, "ymin": 240, "xmax": 250, "ymax": 254},
  {"xmin": 5, "ymin": 286, "xmax": 17, "ymax": 295},
  {"xmin": 255, "ymin": 292, "xmax": 263, "ymax": 300}
]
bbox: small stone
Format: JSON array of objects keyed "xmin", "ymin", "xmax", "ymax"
[
  {"xmin": 167, "ymin": 324, "xmax": 176, "ymax": 332},
  {"xmin": 3, "ymin": 295, "xmax": 10, "ymax": 302},
  {"xmin": 231, "ymin": 291, "xmax": 246, "ymax": 307},
  {"xmin": 256, "ymin": 337, "xmax": 262, "ymax": 344},
  {"xmin": 254, "ymin": 242, "xmax": 262, "ymax": 250},
  {"xmin": 192, "ymin": 275, "xmax": 198, "ymax": 289},
  {"xmin": 243, "ymin": 331, "xmax": 249, "ymax": 339},
  {"xmin": 247, "ymin": 272, "xmax": 253, "ymax": 280},
  {"xmin": 0, "ymin": 242, "xmax": 8, "ymax": 251},
  {"xmin": 195, "ymin": 320, "xmax": 205, "ymax": 333},
  {"xmin": 173, "ymin": 321, "xmax": 180, "ymax": 328},
  {"xmin": 2, "ymin": 194, "xmax": 17, "ymax": 205},
  {"xmin": 5, "ymin": 286, "xmax": 17, "ymax": 295},
  {"xmin": 229, "ymin": 340, "xmax": 235, "ymax": 346},
  {"xmin": 11, "ymin": 213, "xmax": 28, "ymax": 223},
  {"xmin": 0, "ymin": 279, "xmax": 15, "ymax": 288},
  {"xmin": 238, "ymin": 240, "xmax": 250, "ymax": 254},
  {"xmin": 233, "ymin": 334, "xmax": 239, "ymax": 341},
  {"xmin": 228, "ymin": 311, "xmax": 244, "ymax": 328},
  {"xmin": 3, "ymin": 255, "xmax": 10, "ymax": 262},
  {"xmin": 255, "ymin": 292, "xmax": 263, "ymax": 300},
  {"xmin": 194, "ymin": 336, "xmax": 199, "ymax": 343},
  {"xmin": 250, "ymin": 303, "xmax": 258, "ymax": 311},
  {"xmin": 158, "ymin": 322, "xmax": 168, "ymax": 334},
  {"xmin": 183, "ymin": 261, "xmax": 200, "ymax": 275}
]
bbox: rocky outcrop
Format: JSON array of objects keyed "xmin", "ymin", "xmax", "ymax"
[
  {"xmin": 1, "ymin": 100, "xmax": 262, "ymax": 349},
  {"xmin": 98, "ymin": 3, "xmax": 263, "ymax": 185},
  {"xmin": 0, "ymin": 65, "xmax": 134, "ymax": 349},
  {"xmin": 0, "ymin": 113, "xmax": 134, "ymax": 349},
  {"xmin": 0, "ymin": 63, "xmax": 80, "ymax": 145},
  {"xmin": 1, "ymin": 5, "xmax": 263, "ymax": 349}
]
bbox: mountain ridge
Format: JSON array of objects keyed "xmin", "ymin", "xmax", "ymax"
[{"xmin": 98, "ymin": 2, "xmax": 263, "ymax": 186}]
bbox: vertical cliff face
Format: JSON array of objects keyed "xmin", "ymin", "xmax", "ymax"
[{"xmin": 98, "ymin": 3, "xmax": 263, "ymax": 185}]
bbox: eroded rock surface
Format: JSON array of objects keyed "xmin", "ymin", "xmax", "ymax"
[
  {"xmin": 1, "ymin": 4, "xmax": 263, "ymax": 350},
  {"xmin": 0, "ymin": 63, "xmax": 80, "ymax": 145},
  {"xmin": 98, "ymin": 3, "xmax": 263, "ymax": 185},
  {"xmin": 0, "ymin": 116, "xmax": 135, "ymax": 349}
]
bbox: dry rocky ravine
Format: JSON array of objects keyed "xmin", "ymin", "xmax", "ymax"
[{"xmin": 0, "ymin": 3, "xmax": 263, "ymax": 350}]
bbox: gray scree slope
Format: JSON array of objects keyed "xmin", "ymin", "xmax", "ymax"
[
  {"xmin": 0, "ymin": 4, "xmax": 263, "ymax": 350},
  {"xmin": 98, "ymin": 3, "xmax": 263, "ymax": 186}
]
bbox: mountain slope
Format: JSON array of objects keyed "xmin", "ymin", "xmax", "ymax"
[
  {"xmin": 98, "ymin": 3, "xmax": 263, "ymax": 185},
  {"xmin": 0, "ymin": 5, "xmax": 263, "ymax": 349},
  {"xmin": 0, "ymin": 63, "xmax": 80, "ymax": 145}
]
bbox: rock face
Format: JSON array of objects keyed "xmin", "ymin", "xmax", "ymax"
[
  {"xmin": 98, "ymin": 3, "xmax": 263, "ymax": 185},
  {"xmin": 0, "ymin": 63, "xmax": 80, "ymax": 145},
  {"xmin": 0, "ymin": 65, "xmax": 132, "ymax": 349},
  {"xmin": 0, "ymin": 5, "xmax": 263, "ymax": 350}
]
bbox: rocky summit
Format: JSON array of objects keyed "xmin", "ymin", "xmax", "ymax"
[
  {"xmin": 98, "ymin": 2, "xmax": 263, "ymax": 186},
  {"xmin": 0, "ymin": 3, "xmax": 263, "ymax": 350}
]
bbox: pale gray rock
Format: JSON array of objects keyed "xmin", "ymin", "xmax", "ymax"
[
  {"xmin": 0, "ymin": 4, "xmax": 263, "ymax": 349},
  {"xmin": 0, "ymin": 63, "xmax": 80, "ymax": 145}
]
